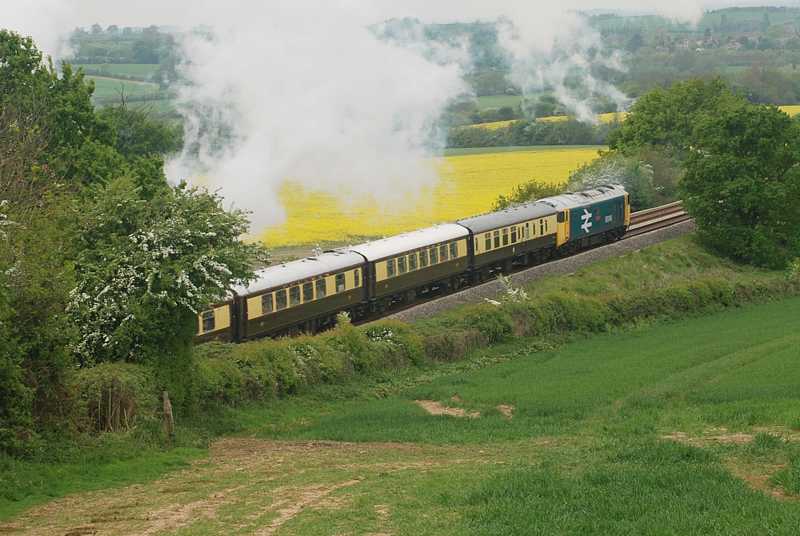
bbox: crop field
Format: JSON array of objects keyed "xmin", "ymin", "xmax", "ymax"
[
  {"xmin": 86, "ymin": 75, "xmax": 161, "ymax": 101},
  {"xmin": 260, "ymin": 146, "xmax": 602, "ymax": 246},
  {"xmin": 475, "ymin": 94, "xmax": 523, "ymax": 110},
  {"xmin": 7, "ymin": 296, "xmax": 800, "ymax": 534},
  {"xmin": 76, "ymin": 63, "xmax": 159, "ymax": 79}
]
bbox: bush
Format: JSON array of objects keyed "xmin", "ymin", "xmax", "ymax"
[
  {"xmin": 423, "ymin": 330, "xmax": 486, "ymax": 362},
  {"xmin": 71, "ymin": 363, "xmax": 156, "ymax": 434}
]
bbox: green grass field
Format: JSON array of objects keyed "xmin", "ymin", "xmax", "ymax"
[
  {"xmin": 76, "ymin": 63, "xmax": 159, "ymax": 79},
  {"xmin": 4, "ymin": 295, "xmax": 798, "ymax": 533},
  {"xmin": 475, "ymin": 94, "xmax": 523, "ymax": 110},
  {"xmin": 86, "ymin": 75, "xmax": 161, "ymax": 101}
]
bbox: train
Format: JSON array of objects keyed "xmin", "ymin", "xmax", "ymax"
[{"xmin": 195, "ymin": 184, "xmax": 631, "ymax": 343}]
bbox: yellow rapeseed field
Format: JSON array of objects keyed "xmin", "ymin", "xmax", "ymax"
[{"xmin": 260, "ymin": 146, "xmax": 602, "ymax": 246}]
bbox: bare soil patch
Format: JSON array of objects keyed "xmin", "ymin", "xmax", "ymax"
[
  {"xmin": 0, "ymin": 437, "xmax": 523, "ymax": 535},
  {"xmin": 661, "ymin": 426, "xmax": 800, "ymax": 447},
  {"xmin": 254, "ymin": 479, "xmax": 362, "ymax": 535},
  {"xmin": 416, "ymin": 400, "xmax": 480, "ymax": 418},
  {"xmin": 725, "ymin": 462, "xmax": 797, "ymax": 502},
  {"xmin": 496, "ymin": 404, "xmax": 515, "ymax": 419}
]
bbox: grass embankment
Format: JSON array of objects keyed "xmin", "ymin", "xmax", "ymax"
[{"xmin": 2, "ymin": 235, "xmax": 799, "ymax": 529}]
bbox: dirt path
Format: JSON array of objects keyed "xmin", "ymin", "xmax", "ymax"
[{"xmin": 0, "ymin": 438, "xmax": 532, "ymax": 536}]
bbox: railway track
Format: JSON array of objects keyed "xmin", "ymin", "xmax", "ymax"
[
  {"xmin": 627, "ymin": 201, "xmax": 690, "ymax": 237},
  {"xmin": 375, "ymin": 200, "xmax": 693, "ymax": 323}
]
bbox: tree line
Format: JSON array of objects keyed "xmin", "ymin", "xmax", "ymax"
[
  {"xmin": 0, "ymin": 30, "xmax": 264, "ymax": 455},
  {"xmin": 494, "ymin": 79, "xmax": 800, "ymax": 269}
]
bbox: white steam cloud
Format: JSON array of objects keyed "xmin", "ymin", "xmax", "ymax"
[{"xmin": 1, "ymin": 0, "xmax": 703, "ymax": 232}]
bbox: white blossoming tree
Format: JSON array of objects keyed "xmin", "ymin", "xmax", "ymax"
[{"xmin": 68, "ymin": 177, "xmax": 266, "ymax": 365}]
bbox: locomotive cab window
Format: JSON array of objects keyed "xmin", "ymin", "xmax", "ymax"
[
  {"xmin": 449, "ymin": 242, "xmax": 458, "ymax": 259},
  {"xmin": 386, "ymin": 259, "xmax": 396, "ymax": 278},
  {"xmin": 202, "ymin": 310, "xmax": 215, "ymax": 332},
  {"xmin": 316, "ymin": 278, "xmax": 326, "ymax": 299},
  {"xmin": 557, "ymin": 212, "xmax": 566, "ymax": 223},
  {"xmin": 398, "ymin": 256, "xmax": 407, "ymax": 274},
  {"xmin": 336, "ymin": 273, "xmax": 346, "ymax": 292},
  {"xmin": 409, "ymin": 254, "xmax": 417, "ymax": 271},
  {"xmin": 439, "ymin": 244, "xmax": 448, "ymax": 262},
  {"xmin": 302, "ymin": 282, "xmax": 313, "ymax": 302},
  {"xmin": 354, "ymin": 269, "xmax": 361, "ymax": 287},
  {"xmin": 289, "ymin": 286, "xmax": 301, "ymax": 306},
  {"xmin": 275, "ymin": 289, "xmax": 287, "ymax": 310},
  {"xmin": 262, "ymin": 293, "xmax": 274, "ymax": 314},
  {"xmin": 420, "ymin": 249, "xmax": 429, "ymax": 267}
]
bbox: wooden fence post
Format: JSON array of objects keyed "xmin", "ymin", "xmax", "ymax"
[{"xmin": 162, "ymin": 390, "xmax": 175, "ymax": 443}]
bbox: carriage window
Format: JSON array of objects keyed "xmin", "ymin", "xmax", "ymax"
[
  {"xmin": 262, "ymin": 293, "xmax": 274, "ymax": 314},
  {"xmin": 398, "ymin": 256, "xmax": 407, "ymax": 274},
  {"xmin": 439, "ymin": 244, "xmax": 449, "ymax": 262},
  {"xmin": 485, "ymin": 234, "xmax": 492, "ymax": 251},
  {"xmin": 316, "ymin": 278, "xmax": 326, "ymax": 299},
  {"xmin": 275, "ymin": 289, "xmax": 287, "ymax": 310},
  {"xmin": 502, "ymin": 228, "xmax": 509, "ymax": 246},
  {"xmin": 353, "ymin": 269, "xmax": 361, "ymax": 287},
  {"xmin": 449, "ymin": 242, "xmax": 458, "ymax": 259},
  {"xmin": 525, "ymin": 223, "xmax": 530, "ymax": 239},
  {"xmin": 430, "ymin": 247, "xmax": 439, "ymax": 264},
  {"xmin": 303, "ymin": 282, "xmax": 313, "ymax": 302},
  {"xmin": 409, "ymin": 253, "xmax": 418, "ymax": 271},
  {"xmin": 419, "ymin": 249, "xmax": 429, "ymax": 267},
  {"xmin": 336, "ymin": 273, "xmax": 346, "ymax": 292},
  {"xmin": 289, "ymin": 286, "xmax": 301, "ymax": 306},
  {"xmin": 202, "ymin": 310, "xmax": 215, "ymax": 332},
  {"xmin": 511, "ymin": 227, "xmax": 518, "ymax": 243},
  {"xmin": 493, "ymin": 230, "xmax": 500, "ymax": 248},
  {"xmin": 386, "ymin": 259, "xmax": 396, "ymax": 278},
  {"xmin": 540, "ymin": 220, "xmax": 545, "ymax": 235}
]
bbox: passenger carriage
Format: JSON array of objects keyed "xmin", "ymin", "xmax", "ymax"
[
  {"xmin": 349, "ymin": 224, "xmax": 470, "ymax": 312},
  {"xmin": 457, "ymin": 202, "xmax": 559, "ymax": 282}
]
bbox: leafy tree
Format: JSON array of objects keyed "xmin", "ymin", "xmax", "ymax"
[
  {"xmin": 494, "ymin": 180, "xmax": 566, "ymax": 210},
  {"xmin": 0, "ymin": 203, "xmax": 34, "ymax": 455},
  {"xmin": 682, "ymin": 101, "xmax": 800, "ymax": 268},
  {"xmin": 0, "ymin": 30, "xmax": 113, "ymax": 187},
  {"xmin": 567, "ymin": 153, "xmax": 657, "ymax": 211},
  {"xmin": 98, "ymin": 104, "xmax": 183, "ymax": 158},
  {"xmin": 68, "ymin": 177, "xmax": 266, "ymax": 366},
  {"xmin": 609, "ymin": 78, "xmax": 739, "ymax": 157}
]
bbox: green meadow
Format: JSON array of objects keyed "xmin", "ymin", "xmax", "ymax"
[{"xmin": 5, "ymin": 296, "xmax": 797, "ymax": 534}]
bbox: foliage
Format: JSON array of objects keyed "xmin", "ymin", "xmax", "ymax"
[
  {"xmin": 789, "ymin": 259, "xmax": 800, "ymax": 280},
  {"xmin": 448, "ymin": 118, "xmax": 612, "ymax": 148},
  {"xmin": 0, "ymin": 205, "xmax": 33, "ymax": 455},
  {"xmin": 609, "ymin": 78, "xmax": 740, "ymax": 156},
  {"xmin": 97, "ymin": 103, "xmax": 182, "ymax": 158},
  {"xmin": 567, "ymin": 152, "xmax": 657, "ymax": 211},
  {"xmin": 682, "ymin": 100, "xmax": 800, "ymax": 268},
  {"xmin": 70, "ymin": 363, "xmax": 157, "ymax": 434},
  {"xmin": 493, "ymin": 179, "xmax": 566, "ymax": 210},
  {"xmin": 68, "ymin": 177, "xmax": 264, "ymax": 365}
]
